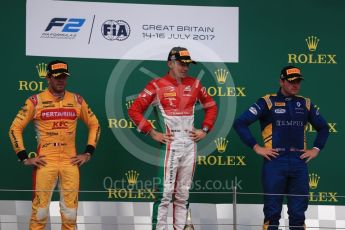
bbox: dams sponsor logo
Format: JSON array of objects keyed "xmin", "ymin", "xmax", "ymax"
[
  {"xmin": 288, "ymin": 36, "xmax": 337, "ymax": 64},
  {"xmin": 309, "ymin": 173, "xmax": 338, "ymax": 203},
  {"xmin": 41, "ymin": 108, "xmax": 77, "ymax": 120}
]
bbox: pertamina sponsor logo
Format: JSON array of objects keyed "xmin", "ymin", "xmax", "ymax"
[
  {"xmin": 19, "ymin": 63, "xmax": 47, "ymax": 92},
  {"xmin": 107, "ymin": 170, "xmax": 155, "ymax": 200},
  {"xmin": 309, "ymin": 173, "xmax": 338, "ymax": 203},
  {"xmin": 41, "ymin": 108, "xmax": 77, "ymax": 120},
  {"xmin": 108, "ymin": 100, "xmax": 157, "ymax": 129},
  {"xmin": 207, "ymin": 68, "xmax": 246, "ymax": 97},
  {"xmin": 198, "ymin": 137, "xmax": 246, "ymax": 166},
  {"xmin": 288, "ymin": 36, "xmax": 337, "ymax": 64}
]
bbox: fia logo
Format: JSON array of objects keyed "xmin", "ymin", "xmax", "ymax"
[{"xmin": 102, "ymin": 20, "xmax": 131, "ymax": 41}]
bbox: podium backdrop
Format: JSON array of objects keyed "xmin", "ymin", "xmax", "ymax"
[{"xmin": 1, "ymin": 0, "xmax": 344, "ymax": 207}]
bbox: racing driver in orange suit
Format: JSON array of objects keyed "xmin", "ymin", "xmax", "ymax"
[{"xmin": 9, "ymin": 60, "xmax": 100, "ymax": 230}]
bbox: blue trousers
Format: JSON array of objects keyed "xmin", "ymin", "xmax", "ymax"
[{"xmin": 262, "ymin": 152, "xmax": 308, "ymax": 230}]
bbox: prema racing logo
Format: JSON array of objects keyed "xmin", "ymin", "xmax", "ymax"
[
  {"xmin": 101, "ymin": 20, "xmax": 131, "ymax": 41},
  {"xmin": 41, "ymin": 18, "xmax": 86, "ymax": 39}
]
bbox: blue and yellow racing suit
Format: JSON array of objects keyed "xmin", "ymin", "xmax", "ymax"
[{"xmin": 234, "ymin": 89, "xmax": 329, "ymax": 230}]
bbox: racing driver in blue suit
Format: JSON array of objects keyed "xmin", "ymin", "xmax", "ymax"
[{"xmin": 233, "ymin": 66, "xmax": 329, "ymax": 230}]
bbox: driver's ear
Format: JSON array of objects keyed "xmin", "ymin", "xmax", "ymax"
[{"xmin": 167, "ymin": 61, "xmax": 174, "ymax": 68}]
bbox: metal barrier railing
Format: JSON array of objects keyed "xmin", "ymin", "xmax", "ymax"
[{"xmin": 0, "ymin": 187, "xmax": 344, "ymax": 229}]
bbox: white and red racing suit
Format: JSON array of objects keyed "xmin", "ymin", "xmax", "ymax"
[{"xmin": 128, "ymin": 74, "xmax": 217, "ymax": 230}]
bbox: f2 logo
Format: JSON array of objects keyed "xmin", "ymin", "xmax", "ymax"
[{"xmin": 45, "ymin": 18, "xmax": 86, "ymax": 32}]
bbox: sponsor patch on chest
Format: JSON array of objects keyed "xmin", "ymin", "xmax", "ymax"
[
  {"xmin": 274, "ymin": 102, "xmax": 286, "ymax": 106},
  {"xmin": 274, "ymin": 108, "xmax": 286, "ymax": 114},
  {"xmin": 41, "ymin": 108, "xmax": 77, "ymax": 120},
  {"xmin": 163, "ymin": 92, "xmax": 176, "ymax": 97}
]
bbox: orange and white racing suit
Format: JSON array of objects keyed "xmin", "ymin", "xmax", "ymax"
[{"xmin": 9, "ymin": 89, "xmax": 100, "ymax": 230}]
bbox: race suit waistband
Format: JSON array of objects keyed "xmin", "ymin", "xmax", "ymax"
[{"xmin": 275, "ymin": 147, "xmax": 305, "ymax": 152}]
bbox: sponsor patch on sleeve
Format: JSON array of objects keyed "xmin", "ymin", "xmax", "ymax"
[
  {"xmin": 249, "ymin": 106, "xmax": 258, "ymax": 115},
  {"xmin": 143, "ymin": 89, "xmax": 152, "ymax": 96}
]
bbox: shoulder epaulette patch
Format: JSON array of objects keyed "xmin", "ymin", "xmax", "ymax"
[
  {"xmin": 75, "ymin": 93, "xmax": 83, "ymax": 105},
  {"xmin": 29, "ymin": 95, "xmax": 38, "ymax": 107},
  {"xmin": 262, "ymin": 94, "xmax": 273, "ymax": 110},
  {"xmin": 305, "ymin": 98, "xmax": 311, "ymax": 111}
]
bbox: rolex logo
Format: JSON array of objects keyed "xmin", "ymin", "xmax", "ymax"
[
  {"xmin": 309, "ymin": 173, "xmax": 320, "ymax": 189},
  {"xmin": 126, "ymin": 100, "xmax": 134, "ymax": 109},
  {"xmin": 36, "ymin": 63, "xmax": 47, "ymax": 79},
  {"xmin": 214, "ymin": 137, "xmax": 228, "ymax": 153},
  {"xmin": 305, "ymin": 36, "xmax": 319, "ymax": 52},
  {"xmin": 214, "ymin": 69, "xmax": 228, "ymax": 84},
  {"xmin": 288, "ymin": 36, "xmax": 336, "ymax": 65},
  {"xmin": 125, "ymin": 170, "xmax": 139, "ymax": 185}
]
